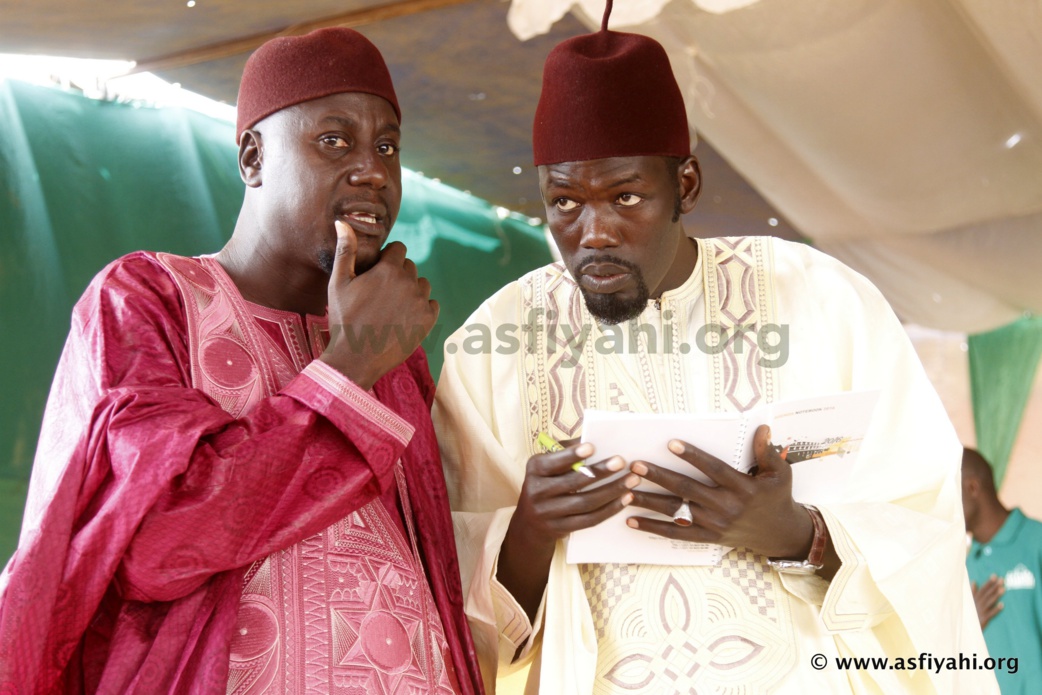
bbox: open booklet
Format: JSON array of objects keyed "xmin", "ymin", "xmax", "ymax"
[{"xmin": 565, "ymin": 390, "xmax": 880, "ymax": 565}]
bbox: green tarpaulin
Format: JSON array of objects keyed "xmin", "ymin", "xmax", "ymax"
[
  {"xmin": 969, "ymin": 315, "xmax": 1042, "ymax": 486},
  {"xmin": 0, "ymin": 79, "xmax": 551, "ymax": 562}
]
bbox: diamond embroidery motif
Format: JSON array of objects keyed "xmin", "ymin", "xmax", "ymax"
[
  {"xmin": 585, "ymin": 562, "xmax": 795, "ymax": 693},
  {"xmin": 596, "ymin": 573, "xmax": 773, "ymax": 693}
]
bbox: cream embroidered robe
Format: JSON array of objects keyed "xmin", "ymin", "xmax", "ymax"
[{"xmin": 434, "ymin": 237, "xmax": 996, "ymax": 694}]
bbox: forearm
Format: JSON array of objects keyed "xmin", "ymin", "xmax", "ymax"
[{"xmin": 115, "ymin": 362, "xmax": 412, "ymax": 601}]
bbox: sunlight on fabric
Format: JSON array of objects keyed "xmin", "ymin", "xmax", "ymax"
[{"xmin": 0, "ymin": 53, "xmax": 235, "ymax": 122}]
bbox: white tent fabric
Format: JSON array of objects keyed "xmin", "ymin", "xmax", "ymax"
[{"xmin": 509, "ymin": 0, "xmax": 1042, "ymax": 333}]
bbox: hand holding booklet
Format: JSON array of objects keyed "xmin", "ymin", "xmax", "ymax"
[{"xmin": 566, "ymin": 390, "xmax": 879, "ymax": 565}]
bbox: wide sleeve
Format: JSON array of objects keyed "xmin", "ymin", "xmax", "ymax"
[
  {"xmin": 771, "ymin": 241, "xmax": 992, "ymax": 692},
  {"xmin": 433, "ymin": 285, "xmax": 538, "ymax": 688},
  {"xmin": 21, "ymin": 253, "xmax": 412, "ymax": 605}
]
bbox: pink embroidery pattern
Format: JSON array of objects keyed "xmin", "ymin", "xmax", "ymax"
[{"xmin": 159, "ymin": 255, "xmax": 457, "ymax": 694}]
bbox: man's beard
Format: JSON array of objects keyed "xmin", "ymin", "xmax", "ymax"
[
  {"xmin": 575, "ymin": 255, "xmax": 650, "ymax": 325},
  {"xmin": 317, "ymin": 248, "xmax": 379, "ymax": 276},
  {"xmin": 318, "ymin": 249, "xmax": 335, "ymax": 275}
]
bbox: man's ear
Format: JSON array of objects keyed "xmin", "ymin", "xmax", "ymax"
[
  {"xmin": 238, "ymin": 129, "xmax": 263, "ymax": 187},
  {"xmin": 678, "ymin": 155, "xmax": 702, "ymax": 215}
]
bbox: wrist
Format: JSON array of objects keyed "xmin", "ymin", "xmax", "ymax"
[
  {"xmin": 769, "ymin": 505, "xmax": 828, "ymax": 574},
  {"xmin": 319, "ymin": 351, "xmax": 378, "ymax": 391},
  {"xmin": 771, "ymin": 502, "xmax": 815, "ymax": 559}
]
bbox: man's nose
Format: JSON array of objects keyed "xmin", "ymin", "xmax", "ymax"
[
  {"xmin": 347, "ymin": 149, "xmax": 389, "ymax": 189},
  {"xmin": 579, "ymin": 208, "xmax": 621, "ymax": 250}
]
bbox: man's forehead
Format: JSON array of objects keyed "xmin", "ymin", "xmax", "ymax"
[
  {"xmin": 540, "ymin": 156, "xmax": 663, "ymax": 187},
  {"xmin": 260, "ymin": 92, "xmax": 400, "ymax": 132}
]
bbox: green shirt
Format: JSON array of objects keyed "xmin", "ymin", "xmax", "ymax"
[{"xmin": 967, "ymin": 508, "xmax": 1042, "ymax": 695}]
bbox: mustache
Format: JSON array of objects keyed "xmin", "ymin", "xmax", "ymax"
[
  {"xmin": 334, "ymin": 195, "xmax": 389, "ymax": 216},
  {"xmin": 575, "ymin": 254, "xmax": 641, "ymax": 275}
]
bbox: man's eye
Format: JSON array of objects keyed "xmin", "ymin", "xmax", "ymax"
[
  {"xmin": 322, "ymin": 136, "xmax": 349, "ymax": 148},
  {"xmin": 554, "ymin": 198, "xmax": 580, "ymax": 212},
  {"xmin": 617, "ymin": 193, "xmax": 642, "ymax": 206},
  {"xmin": 377, "ymin": 143, "xmax": 399, "ymax": 156}
]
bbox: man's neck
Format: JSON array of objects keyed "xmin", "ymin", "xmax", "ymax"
[
  {"xmin": 971, "ymin": 504, "xmax": 1011, "ymax": 544},
  {"xmin": 652, "ymin": 233, "xmax": 699, "ymax": 298},
  {"xmin": 214, "ymin": 235, "xmax": 328, "ymax": 317}
]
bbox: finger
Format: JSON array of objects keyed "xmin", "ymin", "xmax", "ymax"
[
  {"xmin": 528, "ymin": 442, "xmax": 597, "ymax": 477},
  {"xmin": 624, "ymin": 516, "xmax": 723, "ymax": 544},
  {"xmin": 574, "ymin": 458, "xmax": 634, "ymax": 487},
  {"xmin": 332, "ymin": 220, "xmax": 358, "ymax": 283},
  {"xmin": 417, "ymin": 277, "xmax": 432, "ymax": 299},
  {"xmin": 751, "ymin": 425, "xmax": 790, "ymax": 475},
  {"xmin": 628, "ymin": 486, "xmax": 728, "ymax": 532},
  {"xmin": 627, "ymin": 489, "xmax": 688, "ymax": 517},
  {"xmin": 403, "ymin": 258, "xmax": 418, "ymax": 280},
  {"xmin": 381, "ymin": 240, "xmax": 408, "ymax": 264},
  {"xmin": 543, "ymin": 473, "xmax": 639, "ymax": 515},
  {"xmin": 666, "ymin": 439, "xmax": 749, "ymax": 488},
  {"xmin": 428, "ymin": 298, "xmax": 440, "ymax": 325},
  {"xmin": 630, "ymin": 459, "xmax": 731, "ymax": 513},
  {"xmin": 548, "ymin": 490, "xmax": 636, "ymax": 535},
  {"xmin": 541, "ymin": 456, "xmax": 630, "ymax": 497},
  {"xmin": 982, "ymin": 583, "xmax": 1005, "ymax": 602},
  {"xmin": 633, "ymin": 460, "xmax": 746, "ymax": 518}
]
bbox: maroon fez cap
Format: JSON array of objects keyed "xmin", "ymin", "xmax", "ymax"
[
  {"xmin": 236, "ymin": 27, "xmax": 400, "ymax": 141},
  {"xmin": 533, "ymin": 0, "xmax": 690, "ymax": 166}
]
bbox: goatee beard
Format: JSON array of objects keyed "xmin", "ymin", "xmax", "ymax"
[{"xmin": 575, "ymin": 255, "xmax": 650, "ymax": 325}]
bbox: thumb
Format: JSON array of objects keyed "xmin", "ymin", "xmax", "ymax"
[
  {"xmin": 332, "ymin": 220, "xmax": 357, "ymax": 283},
  {"xmin": 753, "ymin": 425, "xmax": 789, "ymax": 474}
]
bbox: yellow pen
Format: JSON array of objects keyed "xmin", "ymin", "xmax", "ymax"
[{"xmin": 537, "ymin": 432, "xmax": 595, "ymax": 478}]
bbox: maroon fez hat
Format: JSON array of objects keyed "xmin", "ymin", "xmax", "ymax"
[
  {"xmin": 236, "ymin": 27, "xmax": 400, "ymax": 141},
  {"xmin": 533, "ymin": 0, "xmax": 690, "ymax": 166}
]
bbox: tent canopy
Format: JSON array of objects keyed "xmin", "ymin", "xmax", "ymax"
[{"xmin": 5, "ymin": 0, "xmax": 1037, "ymax": 332}]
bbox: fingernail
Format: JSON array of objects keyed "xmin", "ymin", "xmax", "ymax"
[
  {"xmin": 631, "ymin": 461, "xmax": 648, "ymax": 476},
  {"xmin": 668, "ymin": 440, "xmax": 684, "ymax": 455},
  {"xmin": 626, "ymin": 518, "xmax": 639, "ymax": 528},
  {"xmin": 577, "ymin": 443, "xmax": 594, "ymax": 458},
  {"xmin": 606, "ymin": 456, "xmax": 625, "ymax": 472},
  {"xmin": 624, "ymin": 474, "xmax": 641, "ymax": 489},
  {"xmin": 335, "ymin": 220, "xmax": 347, "ymax": 237},
  {"xmin": 621, "ymin": 492, "xmax": 634, "ymax": 505}
]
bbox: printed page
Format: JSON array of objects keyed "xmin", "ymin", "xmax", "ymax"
[
  {"xmin": 565, "ymin": 391, "xmax": 878, "ymax": 565},
  {"xmin": 567, "ymin": 410, "xmax": 756, "ymax": 565},
  {"xmin": 768, "ymin": 390, "xmax": 880, "ymax": 505}
]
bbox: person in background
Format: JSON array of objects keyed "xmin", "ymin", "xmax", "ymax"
[
  {"xmin": 0, "ymin": 27, "xmax": 482, "ymax": 694},
  {"xmin": 963, "ymin": 447, "xmax": 1041, "ymax": 694}
]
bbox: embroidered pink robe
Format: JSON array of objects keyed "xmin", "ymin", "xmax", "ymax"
[{"xmin": 0, "ymin": 251, "xmax": 483, "ymax": 694}]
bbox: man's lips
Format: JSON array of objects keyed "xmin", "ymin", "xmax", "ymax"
[
  {"xmin": 579, "ymin": 263, "xmax": 634, "ymax": 293},
  {"xmin": 336, "ymin": 203, "xmax": 388, "ymax": 236}
]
